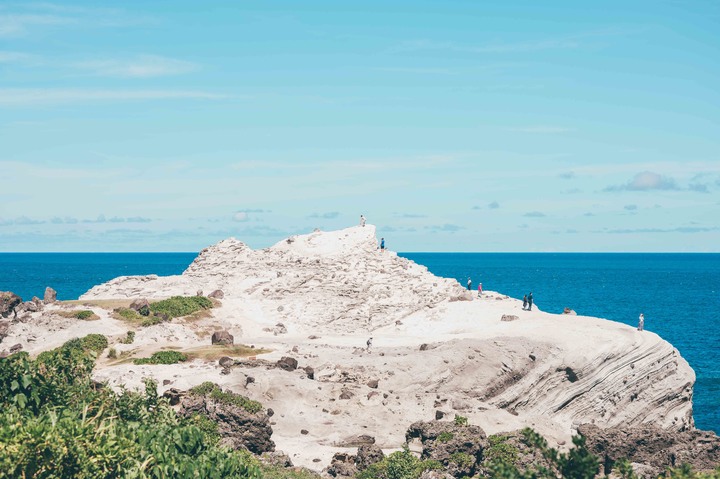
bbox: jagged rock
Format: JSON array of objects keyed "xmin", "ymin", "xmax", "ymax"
[
  {"xmin": 162, "ymin": 388, "xmax": 185, "ymax": 406},
  {"xmin": 0, "ymin": 292, "xmax": 22, "ymax": 319},
  {"xmin": 367, "ymin": 379, "xmax": 379, "ymax": 389},
  {"xmin": 43, "ymin": 287, "xmax": 57, "ymax": 304},
  {"xmin": 261, "ymin": 451, "xmax": 293, "ymax": 468},
  {"xmin": 449, "ymin": 291, "xmax": 473, "ymax": 302},
  {"xmin": 579, "ymin": 423, "xmax": 720, "ymax": 474},
  {"xmin": 20, "ymin": 301, "xmax": 41, "ymax": 313},
  {"xmin": 246, "ymin": 376, "xmax": 255, "ymax": 386},
  {"xmin": 327, "ymin": 452, "xmax": 358, "ymax": 477},
  {"xmin": 420, "ymin": 343, "xmax": 429, "ymax": 351},
  {"xmin": 276, "ymin": 356, "xmax": 298, "ymax": 371},
  {"xmin": 406, "ymin": 420, "xmax": 486, "ymax": 478},
  {"xmin": 563, "ymin": 307, "xmax": 577, "ymax": 315},
  {"xmin": 0, "ymin": 321, "xmax": 9, "ymax": 342},
  {"xmin": 208, "ymin": 289, "xmax": 224, "ymax": 299},
  {"xmin": 435, "ymin": 410, "xmax": 445, "ymax": 420},
  {"xmin": 9, "ymin": 343, "xmax": 23, "ymax": 354},
  {"xmin": 301, "ymin": 429, "xmax": 309, "ymax": 435},
  {"xmin": 355, "ymin": 443, "xmax": 385, "ymax": 470},
  {"xmin": 129, "ymin": 298, "xmax": 150, "ymax": 316},
  {"xmin": 211, "ymin": 330, "xmax": 234, "ymax": 345},
  {"xmin": 273, "ymin": 323, "xmax": 288, "ymax": 335},
  {"xmin": 339, "ymin": 389, "xmax": 354, "ymax": 400},
  {"xmin": 196, "ymin": 290, "xmax": 203, "ymax": 296},
  {"xmin": 219, "ymin": 356, "xmax": 234, "ymax": 368},
  {"xmin": 338, "ymin": 434, "xmax": 375, "ymax": 447},
  {"xmin": 501, "ymin": 314, "xmax": 519, "ymax": 322},
  {"xmin": 304, "ymin": 366, "xmax": 315, "ymax": 380},
  {"xmin": 180, "ymin": 388, "xmax": 274, "ymax": 454}
]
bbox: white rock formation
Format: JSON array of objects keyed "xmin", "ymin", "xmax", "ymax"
[{"xmin": 14, "ymin": 225, "xmax": 693, "ymax": 469}]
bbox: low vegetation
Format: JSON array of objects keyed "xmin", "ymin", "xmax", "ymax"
[
  {"xmin": 57, "ymin": 309, "xmax": 99, "ymax": 321},
  {"xmin": 357, "ymin": 447, "xmax": 442, "ymax": 479},
  {"xmin": 0, "ymin": 335, "xmax": 262, "ymax": 478},
  {"xmin": 118, "ymin": 330, "xmax": 135, "ymax": 344},
  {"xmin": 150, "ymin": 296, "xmax": 213, "ymax": 319},
  {"xmin": 132, "ymin": 350, "xmax": 188, "ymax": 365},
  {"xmin": 190, "ymin": 381, "xmax": 263, "ymax": 414}
]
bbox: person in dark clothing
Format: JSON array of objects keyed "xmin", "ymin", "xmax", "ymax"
[
  {"xmin": 380, "ymin": 238, "xmax": 385, "ymax": 251},
  {"xmin": 467, "ymin": 278, "xmax": 472, "ymax": 291},
  {"xmin": 527, "ymin": 292, "xmax": 534, "ymax": 311},
  {"xmin": 522, "ymin": 295, "xmax": 528, "ymax": 310}
]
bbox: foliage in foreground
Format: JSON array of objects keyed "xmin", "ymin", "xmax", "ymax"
[
  {"xmin": 190, "ymin": 381, "xmax": 263, "ymax": 414},
  {"xmin": 0, "ymin": 336, "xmax": 261, "ymax": 479}
]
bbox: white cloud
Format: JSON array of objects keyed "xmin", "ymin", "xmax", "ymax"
[
  {"xmin": 233, "ymin": 212, "xmax": 249, "ymax": 222},
  {"xmin": 74, "ymin": 55, "xmax": 197, "ymax": 78},
  {"xmin": 0, "ymin": 51, "xmax": 31, "ymax": 62},
  {"xmin": 605, "ymin": 171, "xmax": 680, "ymax": 192}
]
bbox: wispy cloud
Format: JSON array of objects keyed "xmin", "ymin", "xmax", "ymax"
[
  {"xmin": 424, "ymin": 224, "xmax": 464, "ymax": 233},
  {"xmin": 0, "ymin": 88, "xmax": 229, "ymax": 106},
  {"xmin": 74, "ymin": 55, "xmax": 197, "ymax": 78},
  {"xmin": 558, "ymin": 171, "xmax": 576, "ymax": 179},
  {"xmin": 688, "ymin": 183, "xmax": 710, "ymax": 193},
  {"xmin": 507, "ymin": 126, "xmax": 573, "ymax": 134},
  {"xmin": 604, "ymin": 226, "xmax": 719, "ymax": 234},
  {"xmin": 488, "ymin": 201, "xmax": 500, "ymax": 209},
  {"xmin": 0, "ymin": 50, "xmax": 32, "ymax": 62},
  {"xmin": 604, "ymin": 171, "xmax": 680, "ymax": 192},
  {"xmin": 307, "ymin": 211, "xmax": 340, "ymax": 219},
  {"xmin": 523, "ymin": 211, "xmax": 546, "ymax": 218},
  {"xmin": 0, "ymin": 13, "xmax": 74, "ymax": 36},
  {"xmin": 393, "ymin": 212, "xmax": 427, "ymax": 218}
]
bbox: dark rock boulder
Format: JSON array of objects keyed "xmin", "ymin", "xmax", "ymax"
[
  {"xmin": 162, "ymin": 388, "xmax": 185, "ymax": 406},
  {"xmin": 20, "ymin": 301, "xmax": 41, "ymax": 313},
  {"xmin": 406, "ymin": 420, "xmax": 486, "ymax": 478},
  {"xmin": 43, "ymin": 287, "xmax": 57, "ymax": 304},
  {"xmin": 9, "ymin": 343, "xmax": 23, "ymax": 354},
  {"xmin": 0, "ymin": 292, "xmax": 22, "ymax": 319},
  {"xmin": 180, "ymin": 387, "xmax": 274, "ymax": 454},
  {"xmin": 208, "ymin": 289, "xmax": 225, "ymax": 299},
  {"xmin": 563, "ymin": 307, "xmax": 577, "ymax": 315},
  {"xmin": 276, "ymin": 356, "xmax": 298, "ymax": 371},
  {"xmin": 218, "ymin": 356, "xmax": 234, "ymax": 368},
  {"xmin": 327, "ymin": 452, "xmax": 358, "ymax": 478},
  {"xmin": 355, "ymin": 444, "xmax": 385, "ymax": 470},
  {"xmin": 211, "ymin": 330, "xmax": 234, "ymax": 345},
  {"xmin": 129, "ymin": 299, "xmax": 151, "ymax": 316},
  {"xmin": 367, "ymin": 379, "xmax": 379, "ymax": 389},
  {"xmin": 579, "ymin": 424, "xmax": 720, "ymax": 474},
  {"xmin": 304, "ymin": 366, "xmax": 315, "ymax": 379}
]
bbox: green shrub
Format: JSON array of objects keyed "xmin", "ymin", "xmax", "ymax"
[
  {"xmin": 141, "ymin": 315, "xmax": 165, "ymax": 327},
  {"xmin": 358, "ymin": 446, "xmax": 442, "ymax": 479},
  {"xmin": 150, "ymin": 296, "xmax": 213, "ymax": 319},
  {"xmin": 449, "ymin": 452, "xmax": 474, "ymax": 469},
  {"xmin": 484, "ymin": 434, "xmax": 519, "ymax": 466},
  {"xmin": 116, "ymin": 308, "xmax": 141, "ymax": 321},
  {"xmin": 107, "ymin": 348, "xmax": 117, "ymax": 359},
  {"xmin": 190, "ymin": 381, "xmax": 263, "ymax": 414},
  {"xmin": 78, "ymin": 334, "xmax": 108, "ymax": 353},
  {"xmin": 119, "ymin": 330, "xmax": 135, "ymax": 344},
  {"xmin": 453, "ymin": 414, "xmax": 468, "ymax": 427},
  {"xmin": 133, "ymin": 350, "xmax": 188, "ymax": 365},
  {"xmin": 437, "ymin": 431, "xmax": 454, "ymax": 442},
  {"xmin": 73, "ymin": 310, "xmax": 96, "ymax": 320}
]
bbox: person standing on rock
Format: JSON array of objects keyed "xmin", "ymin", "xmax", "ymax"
[
  {"xmin": 467, "ymin": 278, "xmax": 472, "ymax": 291},
  {"xmin": 478, "ymin": 283, "xmax": 483, "ymax": 297},
  {"xmin": 380, "ymin": 238, "xmax": 385, "ymax": 251},
  {"xmin": 360, "ymin": 215, "xmax": 366, "ymax": 227},
  {"xmin": 527, "ymin": 292, "xmax": 533, "ymax": 311},
  {"xmin": 522, "ymin": 294, "xmax": 528, "ymax": 310},
  {"xmin": 638, "ymin": 313, "xmax": 645, "ymax": 331}
]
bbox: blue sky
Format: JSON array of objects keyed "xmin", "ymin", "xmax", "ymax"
[{"xmin": 1, "ymin": 1, "xmax": 719, "ymax": 252}]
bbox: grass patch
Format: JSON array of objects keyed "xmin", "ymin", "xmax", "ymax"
[
  {"xmin": 118, "ymin": 331, "xmax": 135, "ymax": 344},
  {"xmin": 437, "ymin": 431, "xmax": 454, "ymax": 443},
  {"xmin": 454, "ymin": 414, "xmax": 468, "ymax": 427},
  {"xmin": 259, "ymin": 465, "xmax": 323, "ymax": 479},
  {"xmin": 189, "ymin": 381, "xmax": 262, "ymax": 414},
  {"xmin": 114, "ymin": 308, "xmax": 142, "ymax": 322},
  {"xmin": 61, "ymin": 334, "xmax": 108, "ymax": 354},
  {"xmin": 107, "ymin": 347, "xmax": 117, "ymax": 359},
  {"xmin": 484, "ymin": 435, "xmax": 519, "ymax": 466},
  {"xmin": 186, "ymin": 345, "xmax": 271, "ymax": 361},
  {"xmin": 62, "ymin": 299, "xmax": 134, "ymax": 310},
  {"xmin": 133, "ymin": 350, "xmax": 188, "ymax": 365},
  {"xmin": 150, "ymin": 296, "xmax": 213, "ymax": 319},
  {"xmin": 56, "ymin": 310, "xmax": 99, "ymax": 321}
]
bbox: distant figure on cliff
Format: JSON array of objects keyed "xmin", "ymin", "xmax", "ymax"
[
  {"xmin": 467, "ymin": 278, "xmax": 472, "ymax": 291},
  {"xmin": 380, "ymin": 238, "xmax": 385, "ymax": 251},
  {"xmin": 360, "ymin": 215, "xmax": 366, "ymax": 227},
  {"xmin": 527, "ymin": 292, "xmax": 534, "ymax": 311},
  {"xmin": 366, "ymin": 337, "xmax": 373, "ymax": 349},
  {"xmin": 638, "ymin": 313, "xmax": 645, "ymax": 331},
  {"xmin": 522, "ymin": 295, "xmax": 528, "ymax": 310},
  {"xmin": 478, "ymin": 283, "xmax": 483, "ymax": 297}
]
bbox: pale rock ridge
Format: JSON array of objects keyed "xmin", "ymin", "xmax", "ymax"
[{"xmin": 82, "ymin": 226, "xmax": 465, "ymax": 333}]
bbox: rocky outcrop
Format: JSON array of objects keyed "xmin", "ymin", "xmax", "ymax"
[
  {"xmin": 208, "ymin": 289, "xmax": 225, "ymax": 299},
  {"xmin": 43, "ymin": 287, "xmax": 57, "ymax": 304},
  {"xmin": 326, "ymin": 453, "xmax": 358, "ymax": 477},
  {"xmin": 211, "ymin": 330, "xmax": 234, "ymax": 345},
  {"xmin": 0, "ymin": 292, "xmax": 22, "ymax": 319},
  {"xmin": 579, "ymin": 423, "xmax": 720, "ymax": 475},
  {"xmin": 406, "ymin": 420, "xmax": 486, "ymax": 478},
  {"xmin": 129, "ymin": 298, "xmax": 150, "ymax": 316},
  {"xmin": 180, "ymin": 387, "xmax": 274, "ymax": 454},
  {"xmin": 0, "ymin": 321, "xmax": 10, "ymax": 343},
  {"xmin": 355, "ymin": 444, "xmax": 385, "ymax": 470}
]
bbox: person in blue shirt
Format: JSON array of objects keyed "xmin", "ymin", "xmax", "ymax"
[{"xmin": 380, "ymin": 238, "xmax": 385, "ymax": 251}]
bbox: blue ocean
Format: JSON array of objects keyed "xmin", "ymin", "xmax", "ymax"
[{"xmin": 1, "ymin": 252, "xmax": 718, "ymax": 433}]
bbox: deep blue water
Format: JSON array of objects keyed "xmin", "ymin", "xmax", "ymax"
[{"xmin": 0, "ymin": 252, "xmax": 718, "ymax": 433}]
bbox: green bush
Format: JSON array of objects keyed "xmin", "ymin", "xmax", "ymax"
[
  {"xmin": 141, "ymin": 315, "xmax": 165, "ymax": 327},
  {"xmin": 133, "ymin": 350, "xmax": 188, "ymax": 365},
  {"xmin": 453, "ymin": 414, "xmax": 468, "ymax": 427},
  {"xmin": 150, "ymin": 296, "xmax": 213, "ymax": 319},
  {"xmin": 484, "ymin": 434, "xmax": 519, "ymax": 466},
  {"xmin": 73, "ymin": 310, "xmax": 95, "ymax": 320},
  {"xmin": 358, "ymin": 446, "xmax": 442, "ymax": 479},
  {"xmin": 107, "ymin": 348, "xmax": 117, "ymax": 359},
  {"xmin": 0, "ymin": 341, "xmax": 262, "ymax": 479},
  {"xmin": 116, "ymin": 308, "xmax": 141, "ymax": 321},
  {"xmin": 78, "ymin": 334, "xmax": 108, "ymax": 353},
  {"xmin": 119, "ymin": 330, "xmax": 135, "ymax": 344},
  {"xmin": 437, "ymin": 431, "xmax": 453, "ymax": 442},
  {"xmin": 190, "ymin": 381, "xmax": 263, "ymax": 414}
]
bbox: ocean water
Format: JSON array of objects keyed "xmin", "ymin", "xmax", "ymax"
[{"xmin": 0, "ymin": 252, "xmax": 718, "ymax": 433}]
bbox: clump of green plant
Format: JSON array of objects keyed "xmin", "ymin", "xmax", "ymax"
[
  {"xmin": 449, "ymin": 452, "xmax": 474, "ymax": 469},
  {"xmin": 107, "ymin": 348, "xmax": 117, "ymax": 359},
  {"xmin": 190, "ymin": 381, "xmax": 263, "ymax": 414},
  {"xmin": 133, "ymin": 350, "xmax": 188, "ymax": 365},
  {"xmin": 150, "ymin": 296, "xmax": 213, "ymax": 319},
  {"xmin": 453, "ymin": 414, "xmax": 468, "ymax": 427},
  {"xmin": 437, "ymin": 431, "xmax": 454, "ymax": 443},
  {"xmin": 483, "ymin": 434, "xmax": 519, "ymax": 466},
  {"xmin": 119, "ymin": 330, "xmax": 135, "ymax": 344},
  {"xmin": 189, "ymin": 413, "xmax": 220, "ymax": 445},
  {"xmin": 73, "ymin": 310, "xmax": 96, "ymax": 320},
  {"xmin": 141, "ymin": 315, "xmax": 165, "ymax": 327},
  {"xmin": 59, "ymin": 334, "xmax": 108, "ymax": 354},
  {"xmin": 357, "ymin": 446, "xmax": 442, "ymax": 479},
  {"xmin": 116, "ymin": 307, "xmax": 141, "ymax": 321}
]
